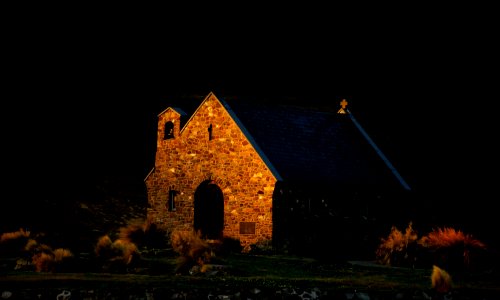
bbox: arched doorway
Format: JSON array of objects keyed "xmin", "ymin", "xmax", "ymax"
[{"xmin": 194, "ymin": 180, "xmax": 224, "ymax": 239}]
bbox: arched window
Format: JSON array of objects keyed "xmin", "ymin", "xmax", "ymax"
[{"xmin": 164, "ymin": 121, "xmax": 174, "ymax": 139}]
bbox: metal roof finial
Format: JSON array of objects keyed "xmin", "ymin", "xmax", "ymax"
[{"xmin": 337, "ymin": 99, "xmax": 349, "ymax": 114}]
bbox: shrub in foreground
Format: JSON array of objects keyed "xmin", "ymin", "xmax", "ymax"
[
  {"xmin": 94, "ymin": 234, "xmax": 139, "ymax": 273},
  {"xmin": 1, "ymin": 228, "xmax": 74, "ymax": 272},
  {"xmin": 376, "ymin": 223, "xmax": 487, "ymax": 272},
  {"xmin": 375, "ymin": 222, "xmax": 418, "ymax": 267},
  {"xmin": 418, "ymin": 227, "xmax": 486, "ymax": 272},
  {"xmin": 431, "ymin": 264, "xmax": 453, "ymax": 293},
  {"xmin": 170, "ymin": 230, "xmax": 214, "ymax": 274}
]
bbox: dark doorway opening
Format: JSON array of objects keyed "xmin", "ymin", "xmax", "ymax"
[{"xmin": 194, "ymin": 180, "xmax": 224, "ymax": 239}]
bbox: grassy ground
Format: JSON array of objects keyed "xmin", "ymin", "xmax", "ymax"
[{"xmin": 1, "ymin": 253, "xmax": 499, "ymax": 294}]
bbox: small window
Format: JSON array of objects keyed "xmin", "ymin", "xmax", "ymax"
[
  {"xmin": 208, "ymin": 123, "xmax": 213, "ymax": 141},
  {"xmin": 239, "ymin": 222, "xmax": 256, "ymax": 234},
  {"xmin": 168, "ymin": 188, "xmax": 178, "ymax": 211},
  {"xmin": 164, "ymin": 121, "xmax": 174, "ymax": 139}
]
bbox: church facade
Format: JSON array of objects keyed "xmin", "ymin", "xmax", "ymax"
[{"xmin": 144, "ymin": 92, "xmax": 411, "ymax": 253}]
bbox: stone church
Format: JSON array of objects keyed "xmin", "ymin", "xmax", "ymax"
[{"xmin": 144, "ymin": 92, "xmax": 411, "ymax": 255}]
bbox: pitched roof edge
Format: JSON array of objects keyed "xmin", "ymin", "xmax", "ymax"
[
  {"xmin": 179, "ymin": 92, "xmax": 215, "ymax": 135},
  {"xmin": 219, "ymin": 97, "xmax": 284, "ymax": 182},
  {"xmin": 158, "ymin": 107, "xmax": 187, "ymax": 117},
  {"xmin": 347, "ymin": 109, "xmax": 412, "ymax": 191}
]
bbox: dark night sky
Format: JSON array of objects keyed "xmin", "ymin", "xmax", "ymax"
[{"xmin": 2, "ymin": 8, "xmax": 498, "ymax": 238}]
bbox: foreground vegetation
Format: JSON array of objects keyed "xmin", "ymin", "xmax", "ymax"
[
  {"xmin": 1, "ymin": 181, "xmax": 499, "ymax": 298},
  {"xmin": 1, "ymin": 225, "xmax": 499, "ymax": 298}
]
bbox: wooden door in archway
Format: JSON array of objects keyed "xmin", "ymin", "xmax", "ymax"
[{"xmin": 194, "ymin": 180, "xmax": 224, "ymax": 239}]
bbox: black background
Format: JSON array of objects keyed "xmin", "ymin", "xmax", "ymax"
[{"xmin": 2, "ymin": 6, "xmax": 498, "ymax": 245}]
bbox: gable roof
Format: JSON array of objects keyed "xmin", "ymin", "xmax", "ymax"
[{"xmin": 158, "ymin": 92, "xmax": 410, "ymax": 191}]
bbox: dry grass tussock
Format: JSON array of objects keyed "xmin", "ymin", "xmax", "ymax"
[
  {"xmin": 376, "ymin": 222, "xmax": 487, "ymax": 269},
  {"xmin": 1, "ymin": 228, "xmax": 30, "ymax": 243},
  {"xmin": 431, "ymin": 265, "xmax": 453, "ymax": 293},
  {"xmin": 170, "ymin": 230, "xmax": 214, "ymax": 274},
  {"xmin": 418, "ymin": 227, "xmax": 486, "ymax": 251},
  {"xmin": 1, "ymin": 228, "xmax": 73, "ymax": 272},
  {"xmin": 93, "ymin": 219, "xmax": 169, "ymax": 271},
  {"xmin": 1, "ymin": 219, "xmax": 169, "ymax": 273},
  {"xmin": 31, "ymin": 248, "xmax": 74, "ymax": 272},
  {"xmin": 376, "ymin": 222, "xmax": 492, "ymax": 294},
  {"xmin": 96, "ymin": 235, "xmax": 138, "ymax": 265},
  {"xmin": 376, "ymin": 222, "xmax": 491, "ymax": 294},
  {"xmin": 375, "ymin": 222, "xmax": 418, "ymax": 267}
]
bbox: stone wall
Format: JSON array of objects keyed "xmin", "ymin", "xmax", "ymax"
[{"xmin": 145, "ymin": 93, "xmax": 278, "ymax": 248}]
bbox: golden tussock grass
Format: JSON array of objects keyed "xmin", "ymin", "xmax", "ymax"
[
  {"xmin": 431, "ymin": 265, "xmax": 453, "ymax": 293},
  {"xmin": 112, "ymin": 238, "xmax": 138, "ymax": 265},
  {"xmin": 170, "ymin": 230, "xmax": 213, "ymax": 274},
  {"xmin": 31, "ymin": 248, "xmax": 73, "ymax": 272},
  {"xmin": 418, "ymin": 227, "xmax": 486, "ymax": 250},
  {"xmin": 0, "ymin": 228, "xmax": 30, "ymax": 243},
  {"xmin": 117, "ymin": 220, "xmax": 146, "ymax": 243},
  {"xmin": 377, "ymin": 223, "xmax": 487, "ymax": 270},
  {"xmin": 95, "ymin": 234, "xmax": 139, "ymax": 266},
  {"xmin": 53, "ymin": 248, "xmax": 74, "ymax": 262},
  {"xmin": 418, "ymin": 227, "xmax": 487, "ymax": 270},
  {"xmin": 375, "ymin": 222, "xmax": 418, "ymax": 266}
]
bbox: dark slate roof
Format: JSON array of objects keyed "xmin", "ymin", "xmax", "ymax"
[
  {"xmin": 161, "ymin": 93, "xmax": 409, "ymax": 191},
  {"xmin": 223, "ymin": 98, "xmax": 407, "ymax": 190}
]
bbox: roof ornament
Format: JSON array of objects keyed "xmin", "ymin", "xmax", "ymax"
[{"xmin": 337, "ymin": 99, "xmax": 349, "ymax": 114}]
